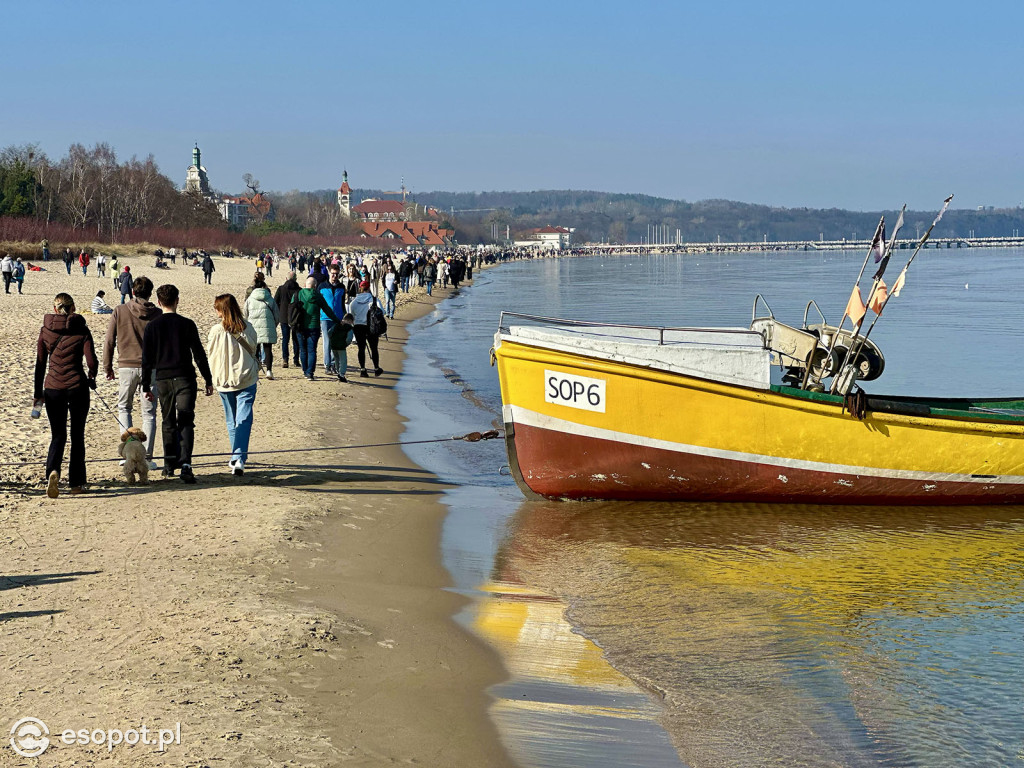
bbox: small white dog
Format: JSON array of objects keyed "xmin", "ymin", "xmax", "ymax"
[{"xmin": 119, "ymin": 427, "xmax": 149, "ymax": 484}]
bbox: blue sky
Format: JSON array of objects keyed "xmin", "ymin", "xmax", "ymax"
[{"xmin": 3, "ymin": 0, "xmax": 1022, "ymax": 210}]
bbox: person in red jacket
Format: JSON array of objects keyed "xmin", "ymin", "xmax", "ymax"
[
  {"xmin": 79, "ymin": 250, "xmax": 91, "ymax": 276},
  {"xmin": 34, "ymin": 292, "xmax": 98, "ymax": 498}
]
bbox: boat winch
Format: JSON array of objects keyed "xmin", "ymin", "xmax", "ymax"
[{"xmin": 750, "ymin": 295, "xmax": 885, "ymax": 392}]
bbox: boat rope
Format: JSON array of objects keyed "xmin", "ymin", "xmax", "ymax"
[
  {"xmin": 11, "ymin": 429, "xmax": 504, "ymax": 467},
  {"xmin": 842, "ymin": 388, "xmax": 868, "ymax": 420}
]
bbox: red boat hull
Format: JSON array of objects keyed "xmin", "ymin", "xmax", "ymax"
[{"xmin": 508, "ymin": 422, "xmax": 1024, "ymax": 505}]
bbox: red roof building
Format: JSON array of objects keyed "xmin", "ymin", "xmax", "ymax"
[
  {"xmin": 359, "ymin": 221, "xmax": 455, "ymax": 248},
  {"xmin": 353, "ymin": 199, "xmax": 407, "ymax": 221}
]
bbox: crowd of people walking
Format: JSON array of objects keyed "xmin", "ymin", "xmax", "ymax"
[{"xmin": 30, "ymin": 246, "xmax": 476, "ymax": 497}]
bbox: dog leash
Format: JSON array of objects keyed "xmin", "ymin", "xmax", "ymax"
[{"xmin": 91, "ymin": 385, "xmax": 131, "ymax": 432}]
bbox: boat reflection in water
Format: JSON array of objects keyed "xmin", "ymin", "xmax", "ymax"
[
  {"xmin": 481, "ymin": 500, "xmax": 1024, "ymax": 768},
  {"xmin": 475, "ymin": 581, "xmax": 687, "ymax": 768}
]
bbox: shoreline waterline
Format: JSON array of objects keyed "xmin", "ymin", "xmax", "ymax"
[
  {"xmin": 271, "ymin": 280, "xmax": 519, "ymax": 766},
  {"xmin": 397, "ymin": 265, "xmax": 689, "ymax": 767}
]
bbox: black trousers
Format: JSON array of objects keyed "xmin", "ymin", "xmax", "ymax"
[
  {"xmin": 157, "ymin": 377, "xmax": 197, "ymax": 469},
  {"xmin": 258, "ymin": 342, "xmax": 273, "ymax": 370},
  {"xmin": 44, "ymin": 386, "xmax": 90, "ymax": 487},
  {"xmin": 353, "ymin": 325, "xmax": 380, "ymax": 370}
]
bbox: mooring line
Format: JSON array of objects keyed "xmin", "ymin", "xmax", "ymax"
[{"xmin": 13, "ymin": 429, "xmax": 504, "ymax": 467}]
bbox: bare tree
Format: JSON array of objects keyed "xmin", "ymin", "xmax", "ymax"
[{"xmin": 242, "ymin": 173, "xmax": 271, "ymax": 225}]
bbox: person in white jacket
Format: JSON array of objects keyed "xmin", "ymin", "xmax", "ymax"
[
  {"xmin": 207, "ymin": 294, "xmax": 258, "ymax": 476},
  {"xmin": 243, "ymin": 273, "xmax": 279, "ymax": 380},
  {"xmin": 1, "ymin": 254, "xmax": 13, "ymax": 294}
]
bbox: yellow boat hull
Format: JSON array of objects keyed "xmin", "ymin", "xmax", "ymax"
[{"xmin": 495, "ymin": 337, "xmax": 1024, "ymax": 504}]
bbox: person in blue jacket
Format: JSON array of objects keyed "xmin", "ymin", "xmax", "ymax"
[{"xmin": 317, "ymin": 265, "xmax": 347, "ymax": 374}]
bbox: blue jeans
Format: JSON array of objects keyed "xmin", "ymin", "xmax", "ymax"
[
  {"xmin": 385, "ymin": 289, "xmax": 397, "ymax": 318},
  {"xmin": 400, "ymin": 275, "xmax": 410, "ymax": 292},
  {"xmin": 332, "ymin": 348, "xmax": 348, "ymax": 377},
  {"xmin": 219, "ymin": 383, "xmax": 257, "ymax": 465},
  {"xmin": 296, "ymin": 328, "xmax": 319, "ymax": 377},
  {"xmin": 320, "ymin": 318, "xmax": 335, "ymax": 369},
  {"xmin": 425, "ymin": 279, "xmax": 434, "ymax": 296}
]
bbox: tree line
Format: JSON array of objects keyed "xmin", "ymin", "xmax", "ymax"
[
  {"xmin": 0, "ymin": 143, "xmax": 226, "ymax": 240},
  {"xmin": 0, "ymin": 143, "xmax": 373, "ymax": 250}
]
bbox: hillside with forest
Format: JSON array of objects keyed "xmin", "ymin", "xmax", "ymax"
[{"xmin": 300, "ymin": 188, "xmax": 1024, "ymax": 245}]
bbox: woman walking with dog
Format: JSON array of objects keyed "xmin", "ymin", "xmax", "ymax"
[
  {"xmin": 33, "ymin": 292, "xmax": 98, "ymax": 498},
  {"xmin": 207, "ymin": 294, "xmax": 259, "ymax": 476}
]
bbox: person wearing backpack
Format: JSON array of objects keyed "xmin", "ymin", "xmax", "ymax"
[
  {"xmin": 423, "ymin": 258, "xmax": 438, "ymax": 296},
  {"xmin": 291, "ymin": 276, "xmax": 339, "ymax": 380},
  {"xmin": 13, "ymin": 257, "xmax": 26, "ymax": 294},
  {"xmin": 349, "ymin": 281, "xmax": 385, "ymax": 378}
]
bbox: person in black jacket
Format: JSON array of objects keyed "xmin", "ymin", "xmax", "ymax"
[
  {"xmin": 398, "ymin": 258, "xmax": 413, "ymax": 293},
  {"xmin": 273, "ymin": 270, "xmax": 302, "ymax": 368},
  {"xmin": 449, "ymin": 257, "xmax": 465, "ymax": 289},
  {"xmin": 141, "ymin": 284, "xmax": 214, "ymax": 484},
  {"xmin": 201, "ymin": 254, "xmax": 216, "ymax": 284},
  {"xmin": 118, "ymin": 266, "xmax": 134, "ymax": 304}
]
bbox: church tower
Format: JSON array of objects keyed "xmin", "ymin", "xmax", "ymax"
[
  {"xmin": 185, "ymin": 143, "xmax": 212, "ymax": 198},
  {"xmin": 337, "ymin": 170, "xmax": 351, "ymax": 217}
]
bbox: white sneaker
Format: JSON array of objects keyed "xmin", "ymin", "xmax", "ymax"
[
  {"xmin": 266, "ymin": 370, "xmax": 274, "ymax": 380},
  {"xmin": 231, "ymin": 459, "xmax": 245, "ymax": 477},
  {"xmin": 119, "ymin": 459, "xmax": 127, "ymax": 466}
]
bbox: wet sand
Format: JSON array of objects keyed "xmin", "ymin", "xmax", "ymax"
[{"xmin": 0, "ymin": 257, "xmax": 514, "ymax": 766}]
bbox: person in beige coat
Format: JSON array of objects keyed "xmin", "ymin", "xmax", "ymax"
[{"xmin": 207, "ymin": 294, "xmax": 258, "ymax": 476}]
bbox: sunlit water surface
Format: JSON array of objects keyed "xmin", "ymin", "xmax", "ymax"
[{"xmin": 397, "ymin": 249, "xmax": 1024, "ymax": 767}]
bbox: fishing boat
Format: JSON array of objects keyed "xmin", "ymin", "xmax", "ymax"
[{"xmin": 492, "ymin": 307, "xmax": 1024, "ymax": 505}]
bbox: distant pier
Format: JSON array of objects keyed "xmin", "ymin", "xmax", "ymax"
[{"xmin": 582, "ymin": 236, "xmax": 1024, "ymax": 255}]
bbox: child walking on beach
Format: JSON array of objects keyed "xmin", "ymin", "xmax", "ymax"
[{"xmin": 329, "ymin": 313, "xmax": 355, "ymax": 382}]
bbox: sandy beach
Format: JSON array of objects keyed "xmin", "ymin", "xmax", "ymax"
[{"xmin": 0, "ymin": 256, "xmax": 515, "ymax": 766}]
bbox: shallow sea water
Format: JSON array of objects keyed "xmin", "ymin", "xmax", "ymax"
[{"xmin": 397, "ymin": 248, "xmax": 1024, "ymax": 767}]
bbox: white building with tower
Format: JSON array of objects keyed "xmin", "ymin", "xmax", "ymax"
[
  {"xmin": 184, "ymin": 144, "xmax": 214, "ymax": 199},
  {"xmin": 337, "ymin": 170, "xmax": 351, "ymax": 217}
]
